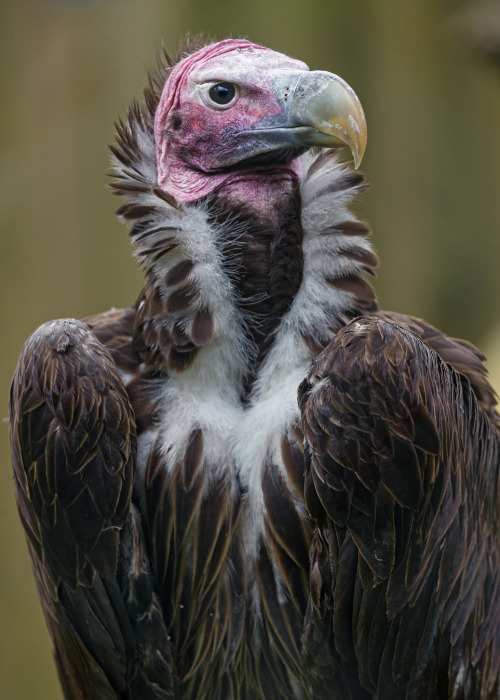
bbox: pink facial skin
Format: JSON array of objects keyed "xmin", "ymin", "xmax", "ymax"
[{"xmin": 154, "ymin": 40, "xmax": 309, "ymax": 206}]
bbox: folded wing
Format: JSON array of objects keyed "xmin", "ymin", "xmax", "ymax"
[
  {"xmin": 299, "ymin": 315, "xmax": 500, "ymax": 698},
  {"xmin": 10, "ymin": 319, "xmax": 174, "ymax": 699}
]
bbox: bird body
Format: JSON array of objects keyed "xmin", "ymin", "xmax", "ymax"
[{"xmin": 10, "ymin": 38, "xmax": 500, "ymax": 699}]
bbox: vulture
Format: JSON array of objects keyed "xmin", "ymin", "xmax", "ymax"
[{"xmin": 10, "ymin": 37, "xmax": 500, "ymax": 700}]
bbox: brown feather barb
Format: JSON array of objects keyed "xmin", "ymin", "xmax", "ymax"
[{"xmin": 10, "ymin": 36, "xmax": 500, "ymax": 699}]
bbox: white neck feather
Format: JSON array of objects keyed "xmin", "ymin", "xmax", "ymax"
[{"xmin": 112, "ymin": 117, "xmax": 377, "ymax": 554}]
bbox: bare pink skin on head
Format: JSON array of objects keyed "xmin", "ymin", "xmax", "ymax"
[{"xmin": 154, "ymin": 39, "xmax": 308, "ymax": 213}]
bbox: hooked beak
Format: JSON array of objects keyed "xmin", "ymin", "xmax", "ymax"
[
  {"xmin": 286, "ymin": 71, "xmax": 367, "ymax": 168},
  {"xmin": 244, "ymin": 70, "xmax": 367, "ymax": 169}
]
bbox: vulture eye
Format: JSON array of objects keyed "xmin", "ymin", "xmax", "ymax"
[{"xmin": 208, "ymin": 82, "xmax": 237, "ymax": 108}]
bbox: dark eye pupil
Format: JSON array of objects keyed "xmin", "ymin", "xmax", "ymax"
[{"xmin": 209, "ymin": 82, "xmax": 236, "ymax": 105}]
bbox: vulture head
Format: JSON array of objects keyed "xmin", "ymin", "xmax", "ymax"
[{"xmin": 152, "ymin": 39, "xmax": 366, "ymax": 208}]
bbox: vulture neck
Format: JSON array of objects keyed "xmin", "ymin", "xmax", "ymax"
[
  {"xmin": 212, "ymin": 166, "xmax": 301, "ymax": 227},
  {"xmin": 119, "ymin": 148, "xmax": 377, "ymax": 396},
  {"xmin": 209, "ymin": 169, "xmax": 304, "ymax": 390}
]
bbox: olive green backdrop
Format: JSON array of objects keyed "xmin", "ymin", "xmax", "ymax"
[{"xmin": 1, "ymin": 1, "xmax": 499, "ymax": 698}]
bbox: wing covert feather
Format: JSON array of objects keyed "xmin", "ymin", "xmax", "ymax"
[
  {"xmin": 299, "ymin": 315, "xmax": 500, "ymax": 698},
  {"xmin": 10, "ymin": 318, "xmax": 175, "ymax": 698}
]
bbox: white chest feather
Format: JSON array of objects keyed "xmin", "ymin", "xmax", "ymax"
[
  {"xmin": 128, "ymin": 151, "xmax": 377, "ymax": 560},
  {"xmin": 136, "ymin": 323, "xmax": 312, "ymax": 556}
]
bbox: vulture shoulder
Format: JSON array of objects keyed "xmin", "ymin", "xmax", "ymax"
[
  {"xmin": 299, "ymin": 314, "xmax": 500, "ymax": 699},
  {"xmin": 9, "ymin": 313, "xmax": 175, "ymax": 699}
]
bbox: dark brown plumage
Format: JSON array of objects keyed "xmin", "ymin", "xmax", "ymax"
[
  {"xmin": 299, "ymin": 316, "xmax": 500, "ymax": 698},
  {"xmin": 10, "ymin": 37, "xmax": 500, "ymax": 699}
]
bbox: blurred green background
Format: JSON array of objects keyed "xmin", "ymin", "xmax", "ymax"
[{"xmin": 1, "ymin": 1, "xmax": 499, "ymax": 698}]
